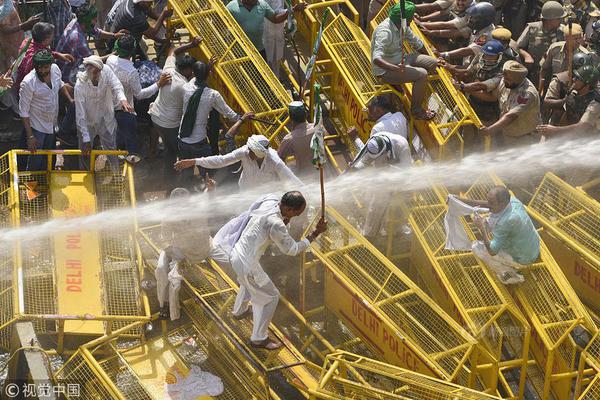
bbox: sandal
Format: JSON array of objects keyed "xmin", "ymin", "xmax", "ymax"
[
  {"xmin": 159, "ymin": 306, "xmax": 170, "ymax": 320},
  {"xmin": 250, "ymin": 338, "xmax": 283, "ymax": 350},
  {"xmin": 413, "ymin": 109, "xmax": 436, "ymax": 121}
]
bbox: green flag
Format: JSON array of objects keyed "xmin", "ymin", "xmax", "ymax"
[{"xmin": 311, "ymin": 84, "xmax": 326, "ymax": 167}]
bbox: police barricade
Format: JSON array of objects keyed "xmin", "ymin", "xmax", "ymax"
[
  {"xmin": 309, "ymin": 350, "xmax": 502, "ymax": 400},
  {"xmin": 401, "ymin": 172, "xmax": 597, "ymax": 400},
  {"xmin": 55, "ymin": 317, "xmax": 281, "ymax": 400},
  {"xmin": 293, "ymin": 0, "xmax": 359, "ymax": 46},
  {"xmin": 0, "ymin": 150, "xmax": 150, "ymax": 352},
  {"xmin": 575, "ymin": 331, "xmax": 600, "ymax": 398},
  {"xmin": 137, "ymin": 225, "xmax": 320, "ymax": 398},
  {"xmin": 528, "ymin": 172, "xmax": 600, "ymax": 318},
  {"xmin": 579, "ymin": 373, "xmax": 600, "ymax": 400},
  {"xmin": 168, "ymin": 0, "xmax": 291, "ymax": 146},
  {"xmin": 369, "ymin": 0, "xmax": 486, "ymax": 158},
  {"xmin": 397, "ymin": 174, "xmax": 531, "ymax": 399},
  {"xmin": 302, "ymin": 206, "xmax": 500, "ymax": 393}
]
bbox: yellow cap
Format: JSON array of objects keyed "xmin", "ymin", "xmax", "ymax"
[
  {"xmin": 561, "ymin": 23, "xmax": 583, "ymax": 36},
  {"xmin": 492, "ymin": 27, "xmax": 512, "ymax": 41}
]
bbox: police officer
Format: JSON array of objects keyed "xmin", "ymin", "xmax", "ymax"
[
  {"xmin": 417, "ymin": 0, "xmax": 475, "ymax": 47},
  {"xmin": 571, "ymin": 0, "xmax": 600, "ymax": 38},
  {"xmin": 588, "ymin": 20, "xmax": 600, "ymax": 56},
  {"xmin": 478, "ymin": 60, "xmax": 542, "ymax": 147},
  {"xmin": 517, "ymin": 1, "xmax": 565, "ymax": 88},
  {"xmin": 539, "ymin": 65, "xmax": 600, "ymax": 130},
  {"xmin": 438, "ymin": 2, "xmax": 496, "ymax": 64},
  {"xmin": 491, "ymin": 27, "xmax": 523, "ymax": 63},
  {"xmin": 544, "ymin": 52, "xmax": 594, "ymax": 124},
  {"xmin": 539, "ymin": 23, "xmax": 589, "ymax": 96},
  {"xmin": 443, "ymin": 40, "xmax": 506, "ymax": 125}
]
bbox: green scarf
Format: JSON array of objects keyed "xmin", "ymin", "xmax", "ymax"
[{"xmin": 179, "ymin": 79, "xmax": 207, "ymax": 138}]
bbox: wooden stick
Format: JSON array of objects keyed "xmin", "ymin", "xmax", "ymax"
[
  {"xmin": 249, "ymin": 116, "xmax": 278, "ymax": 126},
  {"xmin": 319, "ymin": 164, "xmax": 325, "ymax": 219}
]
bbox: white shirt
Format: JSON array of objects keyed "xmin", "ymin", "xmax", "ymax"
[
  {"xmin": 353, "ymin": 131, "xmax": 412, "ymax": 169},
  {"xmin": 149, "ymin": 55, "xmax": 189, "ymax": 129},
  {"xmin": 195, "ymin": 146, "xmax": 303, "ymax": 190},
  {"xmin": 106, "ymin": 55, "xmax": 158, "ymax": 112},
  {"xmin": 371, "ymin": 112, "xmax": 408, "ymax": 139},
  {"xmin": 19, "ymin": 64, "xmax": 65, "ymax": 134},
  {"xmin": 181, "ymin": 79, "xmax": 239, "ymax": 144},
  {"xmin": 74, "ymin": 67, "xmax": 127, "ymax": 142},
  {"xmin": 232, "ymin": 200, "xmax": 309, "ymax": 282}
]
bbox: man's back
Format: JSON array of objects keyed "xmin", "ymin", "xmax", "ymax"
[
  {"xmin": 278, "ymin": 122, "xmax": 315, "ymax": 174},
  {"xmin": 490, "ymin": 197, "xmax": 540, "ymax": 264}
]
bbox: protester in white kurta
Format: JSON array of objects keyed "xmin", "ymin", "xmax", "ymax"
[
  {"xmin": 351, "ymin": 131, "xmax": 412, "ymax": 237},
  {"xmin": 219, "ymin": 191, "xmax": 327, "ymax": 349},
  {"xmin": 263, "ymin": 0, "xmax": 285, "ymax": 77},
  {"xmin": 175, "ymin": 135, "xmax": 303, "ymax": 191},
  {"xmin": 74, "ymin": 56, "xmax": 128, "ymax": 156}
]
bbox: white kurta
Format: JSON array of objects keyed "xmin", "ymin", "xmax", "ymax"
[
  {"xmin": 195, "ymin": 146, "xmax": 303, "ymax": 190},
  {"xmin": 263, "ymin": 0, "xmax": 285, "ymax": 77},
  {"xmin": 229, "ymin": 197, "xmax": 310, "ymax": 341}
]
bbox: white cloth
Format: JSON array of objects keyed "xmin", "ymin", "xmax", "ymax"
[
  {"xmin": 82, "ymin": 55, "xmax": 104, "ymax": 71},
  {"xmin": 444, "ymin": 195, "xmax": 488, "ymax": 251},
  {"xmin": 371, "ymin": 112, "xmax": 409, "ymax": 139},
  {"xmin": 195, "ymin": 147, "xmax": 303, "ymax": 190},
  {"xmin": 106, "ymin": 54, "xmax": 158, "ymax": 112},
  {"xmin": 472, "ymin": 241, "xmax": 525, "ymax": 284},
  {"xmin": 228, "ymin": 196, "xmax": 310, "ymax": 341},
  {"xmin": 263, "ymin": 0, "xmax": 285, "ymax": 77},
  {"xmin": 353, "ymin": 131, "xmax": 412, "ymax": 169},
  {"xmin": 149, "ymin": 55, "xmax": 189, "ymax": 129},
  {"xmin": 246, "ymin": 134, "xmax": 270, "ymax": 158},
  {"xmin": 19, "ymin": 64, "xmax": 65, "ymax": 134},
  {"xmin": 180, "ymin": 78, "xmax": 239, "ymax": 144},
  {"xmin": 155, "ymin": 249, "xmax": 185, "ymax": 321},
  {"xmin": 165, "ymin": 365, "xmax": 224, "ymax": 399},
  {"xmin": 75, "ymin": 66, "xmax": 126, "ymax": 143}
]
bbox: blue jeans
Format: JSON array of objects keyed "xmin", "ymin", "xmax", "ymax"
[
  {"xmin": 26, "ymin": 128, "xmax": 56, "ymax": 171},
  {"xmin": 178, "ymin": 138, "xmax": 212, "ymax": 189},
  {"xmin": 115, "ymin": 110, "xmax": 139, "ymax": 156}
]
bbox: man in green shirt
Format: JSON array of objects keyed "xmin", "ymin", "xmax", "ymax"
[{"xmin": 226, "ymin": 0, "xmax": 306, "ymax": 58}]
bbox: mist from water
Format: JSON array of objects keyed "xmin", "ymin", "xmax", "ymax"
[{"xmin": 0, "ymin": 136, "xmax": 598, "ymax": 245}]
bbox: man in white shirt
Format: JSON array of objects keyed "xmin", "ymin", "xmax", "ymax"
[
  {"xmin": 216, "ymin": 191, "xmax": 327, "ymax": 349},
  {"xmin": 106, "ymin": 34, "xmax": 171, "ymax": 163},
  {"xmin": 348, "ymin": 95, "xmax": 408, "ymax": 142},
  {"xmin": 19, "ymin": 49, "xmax": 73, "ymax": 171},
  {"xmin": 175, "ymin": 134, "xmax": 303, "ymax": 191},
  {"xmin": 350, "ymin": 131, "xmax": 412, "ymax": 238},
  {"xmin": 74, "ymin": 56, "xmax": 132, "ymax": 170},
  {"xmin": 149, "ymin": 37, "xmax": 201, "ymax": 188},
  {"xmin": 177, "ymin": 60, "xmax": 243, "ymax": 187}
]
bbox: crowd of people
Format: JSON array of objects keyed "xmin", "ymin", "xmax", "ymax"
[{"xmin": 0, "ymin": 0, "xmax": 589, "ymax": 348}]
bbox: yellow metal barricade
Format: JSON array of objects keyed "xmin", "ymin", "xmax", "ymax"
[
  {"xmin": 399, "ymin": 175, "xmax": 531, "ymax": 399},
  {"xmin": 293, "ymin": 0, "xmax": 359, "ymax": 46},
  {"xmin": 438, "ymin": 173, "xmax": 597, "ymax": 400},
  {"xmin": 168, "ymin": 0, "xmax": 291, "ymax": 146},
  {"xmin": 528, "ymin": 172, "xmax": 600, "ymax": 315},
  {"xmin": 0, "ymin": 150, "xmax": 150, "ymax": 352},
  {"xmin": 310, "ymin": 350, "xmax": 502, "ymax": 399},
  {"xmin": 579, "ymin": 373, "xmax": 600, "ymax": 400},
  {"xmin": 304, "ymin": 206, "xmax": 496, "ymax": 392},
  {"xmin": 575, "ymin": 331, "xmax": 600, "ymax": 398},
  {"xmin": 55, "ymin": 319, "xmax": 279, "ymax": 399}
]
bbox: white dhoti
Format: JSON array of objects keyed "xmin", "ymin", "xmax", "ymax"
[
  {"xmin": 263, "ymin": 2, "xmax": 285, "ymax": 78},
  {"xmin": 156, "ymin": 249, "xmax": 185, "ymax": 320},
  {"xmin": 472, "ymin": 241, "xmax": 526, "ymax": 285},
  {"xmin": 230, "ymin": 250, "xmax": 280, "ymax": 342}
]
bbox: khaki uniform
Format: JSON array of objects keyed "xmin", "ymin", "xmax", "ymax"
[
  {"xmin": 517, "ymin": 21, "xmax": 564, "ymax": 85},
  {"xmin": 565, "ymin": 96, "xmax": 600, "ymax": 186},
  {"xmin": 544, "ymin": 71, "xmax": 570, "ymax": 124},
  {"xmin": 580, "ymin": 98, "xmax": 600, "ymax": 129},
  {"xmin": 465, "ymin": 54, "xmax": 504, "ymax": 124},
  {"xmin": 466, "ymin": 24, "xmax": 495, "ymax": 64},
  {"xmin": 565, "ymin": 90, "xmax": 596, "ymax": 125},
  {"xmin": 493, "ymin": 78, "xmax": 541, "ymax": 146},
  {"xmin": 540, "ymin": 42, "xmax": 590, "ymax": 80}
]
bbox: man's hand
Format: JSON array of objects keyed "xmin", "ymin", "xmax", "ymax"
[
  {"xmin": 479, "ymin": 125, "xmax": 495, "ymax": 137},
  {"xmin": 157, "ymin": 72, "xmax": 172, "ymax": 88},
  {"xmin": 22, "ymin": 14, "xmax": 42, "ymax": 31},
  {"xmin": 347, "ymin": 126, "xmax": 358, "ymax": 140},
  {"xmin": 114, "ymin": 29, "xmax": 129, "ymax": 39},
  {"xmin": 241, "ymin": 111, "xmax": 255, "ymax": 122},
  {"xmin": 473, "ymin": 213, "xmax": 486, "ymax": 230},
  {"xmin": 394, "ymin": 63, "xmax": 406, "ymax": 73},
  {"xmin": 120, "ymin": 100, "xmax": 134, "ymax": 113},
  {"xmin": 27, "ymin": 135, "xmax": 38, "ymax": 153},
  {"xmin": 536, "ymin": 124, "xmax": 559, "ymax": 136},
  {"xmin": 0, "ymin": 74, "xmax": 13, "ymax": 89},
  {"xmin": 174, "ymin": 159, "xmax": 196, "ymax": 171},
  {"xmin": 293, "ymin": 2, "xmax": 307, "ymax": 12},
  {"xmin": 190, "ymin": 36, "xmax": 203, "ymax": 47},
  {"xmin": 208, "ymin": 55, "xmax": 218, "ymax": 69},
  {"xmin": 81, "ymin": 141, "xmax": 92, "ymax": 156},
  {"xmin": 313, "ymin": 218, "xmax": 328, "ymax": 236},
  {"xmin": 523, "ymin": 53, "xmax": 534, "ymax": 65},
  {"xmin": 56, "ymin": 53, "xmax": 75, "ymax": 63},
  {"xmin": 205, "ymin": 174, "xmax": 216, "ymax": 191}
]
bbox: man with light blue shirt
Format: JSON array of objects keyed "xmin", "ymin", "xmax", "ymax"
[
  {"xmin": 226, "ymin": 0, "xmax": 306, "ymax": 58},
  {"xmin": 371, "ymin": 2, "xmax": 438, "ymax": 120},
  {"xmin": 458, "ymin": 186, "xmax": 540, "ymax": 284}
]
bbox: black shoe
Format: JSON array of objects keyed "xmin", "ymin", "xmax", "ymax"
[{"xmin": 159, "ymin": 305, "xmax": 170, "ymax": 320}]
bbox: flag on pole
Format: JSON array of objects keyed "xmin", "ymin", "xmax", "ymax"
[
  {"xmin": 311, "ymin": 84, "xmax": 327, "ymax": 167},
  {"xmin": 304, "ymin": 9, "xmax": 330, "ymax": 85},
  {"xmin": 284, "ymin": 0, "xmax": 297, "ymax": 37}
]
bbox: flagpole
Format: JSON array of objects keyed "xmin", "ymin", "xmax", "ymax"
[{"xmin": 319, "ymin": 164, "xmax": 325, "ymax": 219}]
